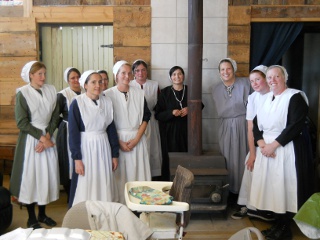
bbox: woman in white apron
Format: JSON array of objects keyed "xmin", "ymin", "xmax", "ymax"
[
  {"xmin": 68, "ymin": 70, "xmax": 119, "ymax": 207},
  {"xmin": 249, "ymin": 65, "xmax": 314, "ymax": 240},
  {"xmin": 10, "ymin": 61, "xmax": 60, "ymax": 229},
  {"xmin": 130, "ymin": 59, "xmax": 162, "ymax": 179},
  {"xmin": 104, "ymin": 60, "xmax": 151, "ymax": 204},
  {"xmin": 231, "ymin": 65, "xmax": 274, "ymax": 221},
  {"xmin": 56, "ymin": 67, "xmax": 83, "ymax": 202}
]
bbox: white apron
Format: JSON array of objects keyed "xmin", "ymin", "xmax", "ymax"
[
  {"xmin": 72, "ymin": 94, "xmax": 119, "ymax": 206},
  {"xmin": 105, "ymin": 86, "xmax": 151, "ymax": 204},
  {"xmin": 249, "ymin": 89, "xmax": 306, "ymax": 213},
  {"xmin": 237, "ymin": 91, "xmax": 269, "ymax": 209},
  {"xmin": 18, "ymin": 84, "xmax": 59, "ymax": 205},
  {"xmin": 59, "ymin": 87, "xmax": 83, "ymax": 179},
  {"xmin": 130, "ymin": 80, "xmax": 162, "ymax": 176}
]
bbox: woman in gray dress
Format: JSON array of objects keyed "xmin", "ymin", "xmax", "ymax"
[
  {"xmin": 10, "ymin": 61, "xmax": 60, "ymax": 229},
  {"xmin": 211, "ymin": 58, "xmax": 251, "ymax": 197}
]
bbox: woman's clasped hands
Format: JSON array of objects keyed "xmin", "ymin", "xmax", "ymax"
[
  {"xmin": 35, "ymin": 133, "xmax": 55, "ymax": 153},
  {"xmin": 172, "ymin": 107, "xmax": 188, "ymax": 117}
]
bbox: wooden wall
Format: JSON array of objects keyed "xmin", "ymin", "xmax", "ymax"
[
  {"xmin": 0, "ymin": 1, "xmax": 150, "ymax": 122},
  {"xmin": 0, "ymin": 17, "xmax": 37, "ymax": 121}
]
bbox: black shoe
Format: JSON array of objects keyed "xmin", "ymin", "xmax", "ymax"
[
  {"xmin": 261, "ymin": 222, "xmax": 281, "ymax": 237},
  {"xmin": 27, "ymin": 220, "xmax": 42, "ymax": 229},
  {"xmin": 265, "ymin": 224, "xmax": 292, "ymax": 240},
  {"xmin": 247, "ymin": 209, "xmax": 275, "ymax": 222},
  {"xmin": 38, "ymin": 216, "xmax": 57, "ymax": 227}
]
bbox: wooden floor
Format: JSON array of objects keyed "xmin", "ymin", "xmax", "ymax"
[{"xmin": 1, "ymin": 175, "xmax": 310, "ymax": 239}]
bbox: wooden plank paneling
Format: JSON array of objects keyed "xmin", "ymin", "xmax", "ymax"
[
  {"xmin": 114, "ymin": 46, "xmax": 150, "ymax": 64},
  {"xmin": 230, "ymin": 0, "xmax": 251, "ymax": 5},
  {"xmin": 0, "ymin": 57, "xmax": 36, "ymax": 78},
  {"xmin": 32, "ymin": 6, "xmax": 113, "ymax": 23},
  {"xmin": 0, "ymin": 6, "xmax": 23, "ymax": 17},
  {"xmin": 34, "ymin": 0, "xmax": 82, "ymax": 5},
  {"xmin": 113, "ymin": 6, "xmax": 150, "ymax": 66},
  {"xmin": 0, "ymin": 79, "xmax": 26, "ymax": 106},
  {"xmin": 251, "ymin": 5, "xmax": 320, "ymax": 21},
  {"xmin": 33, "ymin": 0, "xmax": 150, "ymax": 5},
  {"xmin": 0, "ymin": 17, "xmax": 36, "ymax": 32},
  {"xmin": 113, "ymin": 0, "xmax": 150, "ymax": 5},
  {"xmin": 228, "ymin": 44, "xmax": 250, "ymax": 76},
  {"xmin": 228, "ymin": 44, "xmax": 250, "ymax": 63},
  {"xmin": 114, "ymin": 27, "xmax": 150, "ymax": 47},
  {"xmin": 0, "ymin": 32, "xmax": 37, "ymax": 56},
  {"xmin": 0, "ymin": 106, "xmax": 15, "ymax": 120},
  {"xmin": 113, "ymin": 6, "xmax": 151, "ymax": 27},
  {"xmin": 228, "ymin": 26, "xmax": 251, "ymax": 45},
  {"xmin": 228, "ymin": 6, "xmax": 251, "ymax": 25}
]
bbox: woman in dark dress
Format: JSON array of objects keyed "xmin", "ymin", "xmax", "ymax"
[
  {"xmin": 155, "ymin": 66, "xmax": 188, "ymax": 180},
  {"xmin": 56, "ymin": 67, "xmax": 82, "ymax": 202}
]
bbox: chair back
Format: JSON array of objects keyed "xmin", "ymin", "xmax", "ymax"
[
  {"xmin": 169, "ymin": 165, "xmax": 194, "ymax": 227},
  {"xmin": 62, "ymin": 201, "xmax": 91, "ymax": 229}
]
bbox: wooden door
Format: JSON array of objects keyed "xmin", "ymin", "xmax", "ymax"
[{"xmin": 41, "ymin": 25, "xmax": 113, "ymax": 92}]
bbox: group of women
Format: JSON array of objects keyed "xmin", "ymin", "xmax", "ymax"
[
  {"xmin": 212, "ymin": 58, "xmax": 314, "ymax": 240},
  {"xmin": 10, "ymin": 59, "xmax": 190, "ymax": 229},
  {"xmin": 10, "ymin": 58, "xmax": 314, "ymax": 239}
]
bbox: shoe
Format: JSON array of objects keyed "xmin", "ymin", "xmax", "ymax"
[
  {"xmin": 265, "ymin": 224, "xmax": 292, "ymax": 240},
  {"xmin": 231, "ymin": 207, "xmax": 248, "ymax": 220},
  {"xmin": 38, "ymin": 216, "xmax": 57, "ymax": 227},
  {"xmin": 247, "ymin": 209, "xmax": 275, "ymax": 222},
  {"xmin": 27, "ymin": 220, "xmax": 42, "ymax": 229},
  {"xmin": 261, "ymin": 222, "xmax": 281, "ymax": 237}
]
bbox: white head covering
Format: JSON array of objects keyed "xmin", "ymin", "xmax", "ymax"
[
  {"xmin": 251, "ymin": 65, "xmax": 268, "ymax": 75},
  {"xmin": 63, "ymin": 67, "xmax": 74, "ymax": 83},
  {"xmin": 79, "ymin": 70, "xmax": 95, "ymax": 89},
  {"xmin": 133, "ymin": 59, "xmax": 147, "ymax": 66},
  {"xmin": 268, "ymin": 65, "xmax": 289, "ymax": 82},
  {"xmin": 21, "ymin": 61, "xmax": 37, "ymax": 83},
  {"xmin": 218, "ymin": 58, "xmax": 237, "ymax": 72},
  {"xmin": 113, "ymin": 60, "xmax": 128, "ymax": 79}
]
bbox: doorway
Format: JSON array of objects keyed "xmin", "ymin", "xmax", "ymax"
[{"xmin": 40, "ymin": 24, "xmax": 114, "ymax": 92}]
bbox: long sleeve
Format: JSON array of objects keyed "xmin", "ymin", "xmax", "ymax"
[
  {"xmin": 155, "ymin": 87, "xmax": 176, "ymax": 122},
  {"xmin": 106, "ymin": 120, "xmax": 120, "ymax": 158},
  {"xmin": 46, "ymin": 100, "xmax": 61, "ymax": 136},
  {"xmin": 142, "ymin": 97, "xmax": 151, "ymax": 122},
  {"xmin": 68, "ymin": 99, "xmax": 83, "ymax": 160},
  {"xmin": 253, "ymin": 115, "xmax": 263, "ymax": 145},
  {"xmin": 276, "ymin": 93, "xmax": 308, "ymax": 146},
  {"xmin": 15, "ymin": 91, "xmax": 42, "ymax": 140},
  {"xmin": 57, "ymin": 92, "xmax": 68, "ymax": 121}
]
